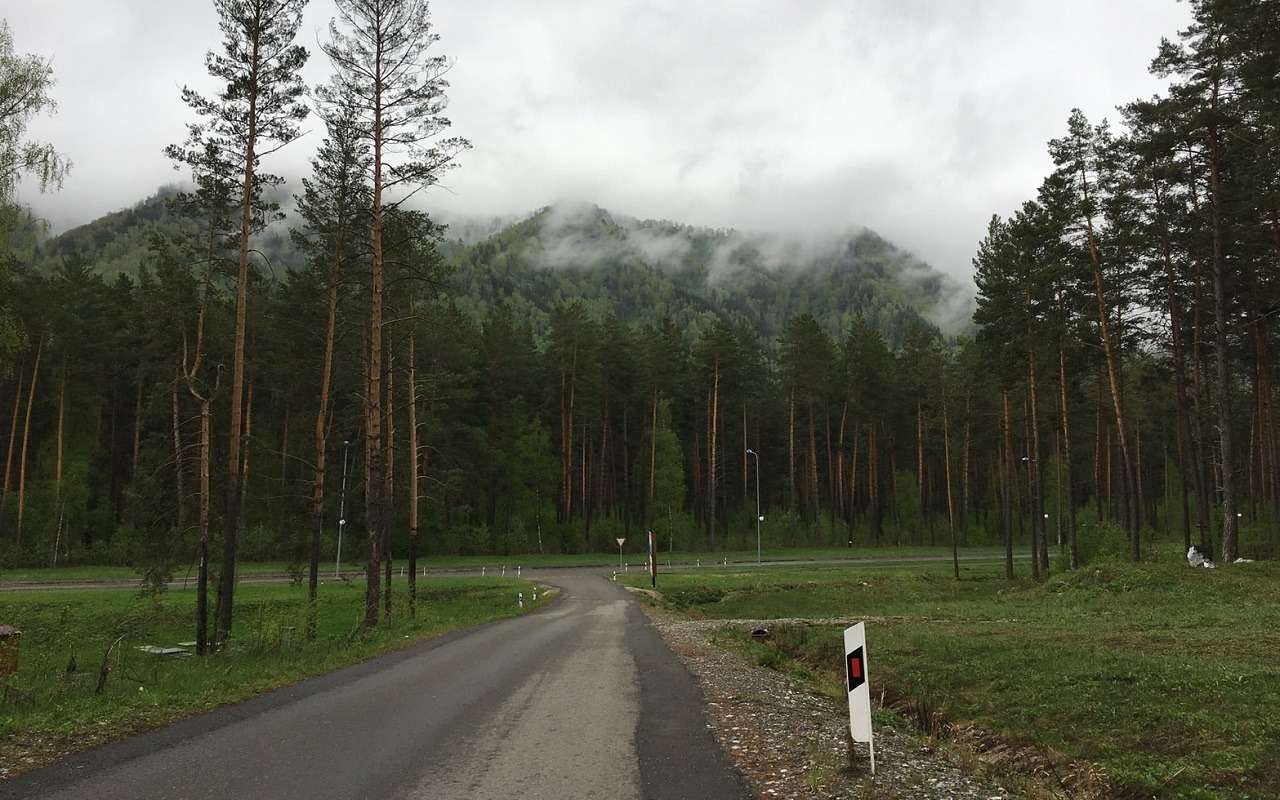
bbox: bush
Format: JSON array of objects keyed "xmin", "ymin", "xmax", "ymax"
[{"xmin": 1074, "ymin": 517, "xmax": 1130, "ymax": 566}]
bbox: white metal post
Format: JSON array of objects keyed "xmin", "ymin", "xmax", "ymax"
[
  {"xmin": 747, "ymin": 449, "xmax": 761, "ymax": 565},
  {"xmin": 335, "ymin": 439, "xmax": 351, "ymax": 578}
]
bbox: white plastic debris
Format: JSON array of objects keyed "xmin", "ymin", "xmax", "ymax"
[{"xmin": 1187, "ymin": 546, "xmax": 1215, "ymax": 569}]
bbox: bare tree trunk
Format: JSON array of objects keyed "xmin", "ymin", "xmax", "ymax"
[
  {"xmin": 241, "ymin": 380, "xmax": 253, "ymax": 535},
  {"xmin": 708, "ymin": 357, "xmax": 720, "ymax": 549},
  {"xmin": 1002, "ymin": 390, "xmax": 1015, "ymax": 580},
  {"xmin": 742, "ymin": 402, "xmax": 749, "ymax": 512},
  {"xmin": 836, "ymin": 402, "xmax": 848, "ymax": 521},
  {"xmin": 1208, "ymin": 71, "xmax": 1239, "ymax": 562},
  {"xmin": 384, "ymin": 354, "xmax": 395, "ymax": 616},
  {"xmin": 51, "ymin": 358, "xmax": 66, "ymax": 565},
  {"xmin": 197, "ymin": 398, "xmax": 211, "ymax": 654},
  {"xmin": 961, "ymin": 392, "xmax": 971, "ymax": 539},
  {"xmin": 364, "ymin": 75, "xmax": 387, "ymax": 630},
  {"xmin": 130, "ymin": 372, "xmax": 144, "ymax": 508},
  {"xmin": 943, "ymin": 395, "xmax": 957, "ymax": 579},
  {"xmin": 916, "ymin": 399, "xmax": 925, "ymax": 523},
  {"xmin": 1157, "ymin": 188, "xmax": 1197, "ymax": 550},
  {"xmin": 1028, "ymin": 350, "xmax": 1047, "ymax": 577},
  {"xmin": 407, "ymin": 333, "xmax": 419, "ymax": 617},
  {"xmin": 1, "ymin": 363, "xmax": 25, "ymax": 533},
  {"xmin": 648, "ymin": 385, "xmax": 657, "ymax": 522},
  {"xmin": 1060, "ymin": 347, "xmax": 1078, "ymax": 569},
  {"xmin": 788, "ymin": 389, "xmax": 795, "ymax": 511},
  {"xmin": 806, "ymin": 399, "xmax": 818, "ymax": 522},
  {"xmin": 16, "ymin": 337, "xmax": 43, "ymax": 546},
  {"xmin": 172, "ymin": 372, "xmax": 186, "ymax": 533}
]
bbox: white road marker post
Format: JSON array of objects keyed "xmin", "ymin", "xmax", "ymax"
[
  {"xmin": 482, "ymin": 566, "xmax": 486, "ymax": 577},
  {"xmin": 517, "ymin": 565, "xmax": 522, "ymax": 578},
  {"xmin": 648, "ymin": 530, "xmax": 657, "ymax": 589},
  {"xmin": 502, "ymin": 565, "xmax": 506, "ymax": 577},
  {"xmin": 844, "ymin": 622, "xmax": 875, "ymax": 775},
  {"xmin": 518, "ymin": 592, "xmax": 524, "ymax": 609}
]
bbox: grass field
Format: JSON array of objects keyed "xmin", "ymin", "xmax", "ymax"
[
  {"xmin": 0, "ymin": 545, "xmax": 1008, "ymax": 585},
  {"xmin": 0, "ymin": 577, "xmax": 550, "ymax": 777},
  {"xmin": 624, "ymin": 557, "xmax": 1280, "ymax": 799}
]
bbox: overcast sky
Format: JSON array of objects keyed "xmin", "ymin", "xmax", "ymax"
[{"xmin": 10, "ymin": 0, "xmax": 1192, "ymax": 283}]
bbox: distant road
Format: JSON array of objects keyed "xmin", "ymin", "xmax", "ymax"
[
  {"xmin": 2, "ymin": 570, "xmax": 747, "ymax": 800},
  {"xmin": 0, "ymin": 553, "xmax": 1022, "ymax": 592}
]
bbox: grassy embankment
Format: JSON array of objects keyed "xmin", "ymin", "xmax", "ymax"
[
  {"xmin": 625, "ymin": 555, "xmax": 1279, "ymax": 800},
  {"xmin": 0, "ymin": 577, "xmax": 551, "ymax": 776},
  {"xmin": 0, "ymin": 545, "xmax": 1008, "ymax": 585}
]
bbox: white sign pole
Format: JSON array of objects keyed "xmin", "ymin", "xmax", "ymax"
[
  {"xmin": 617, "ymin": 538, "xmax": 626, "ymax": 570},
  {"xmin": 843, "ymin": 622, "xmax": 875, "ymax": 774}
]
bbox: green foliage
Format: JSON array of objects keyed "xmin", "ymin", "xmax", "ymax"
[
  {"xmin": 0, "ymin": 577, "xmax": 548, "ymax": 774},
  {"xmin": 633, "ymin": 559, "xmax": 1280, "ymax": 799}
]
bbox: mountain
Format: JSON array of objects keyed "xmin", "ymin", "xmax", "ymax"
[
  {"xmin": 16, "ymin": 192, "xmax": 972, "ymax": 348},
  {"xmin": 446, "ymin": 202, "xmax": 971, "ymax": 348}
]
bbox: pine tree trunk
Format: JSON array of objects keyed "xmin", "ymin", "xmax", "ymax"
[
  {"xmin": 961, "ymin": 393, "xmax": 972, "ymax": 542},
  {"xmin": 1208, "ymin": 104, "xmax": 1239, "ymax": 561},
  {"xmin": 241, "ymin": 380, "xmax": 253, "ymax": 535},
  {"xmin": 130, "ymin": 371, "xmax": 144, "ymax": 522},
  {"xmin": 788, "ymin": 389, "xmax": 796, "ymax": 512},
  {"xmin": 1059, "ymin": 346, "xmax": 1078, "ymax": 569},
  {"xmin": 836, "ymin": 402, "xmax": 848, "ymax": 521},
  {"xmin": 648, "ymin": 385, "xmax": 657, "ymax": 522},
  {"xmin": 407, "ymin": 333, "xmax": 419, "ymax": 617},
  {"xmin": 1190, "ymin": 241, "xmax": 1213, "ymax": 551},
  {"xmin": 1028, "ymin": 350, "xmax": 1048, "ymax": 577},
  {"xmin": 807, "ymin": 399, "xmax": 818, "ymax": 521},
  {"xmin": 1158, "ymin": 191, "xmax": 1197, "ymax": 550},
  {"xmin": 197, "ymin": 398, "xmax": 211, "ymax": 655},
  {"xmin": 1078, "ymin": 158, "xmax": 1139, "ymax": 555},
  {"xmin": 1002, "ymin": 390, "xmax": 1015, "ymax": 579},
  {"xmin": 1, "ymin": 363, "xmax": 25, "ymax": 533},
  {"xmin": 16, "ymin": 337, "xmax": 42, "ymax": 546},
  {"xmin": 708, "ymin": 357, "xmax": 720, "ymax": 549},
  {"xmin": 219, "ymin": 30, "xmax": 262, "ymax": 646},
  {"xmin": 384, "ymin": 353, "xmax": 395, "ymax": 616},
  {"xmin": 916, "ymin": 400, "xmax": 925, "ymax": 522},
  {"xmin": 943, "ymin": 396, "xmax": 957, "ymax": 579},
  {"xmin": 364, "ymin": 71, "xmax": 387, "ymax": 630},
  {"xmin": 51, "ymin": 358, "xmax": 66, "ymax": 565},
  {"xmin": 1024, "ymin": 394, "xmax": 1040, "ymax": 581},
  {"xmin": 172, "ymin": 371, "xmax": 186, "ymax": 533}
]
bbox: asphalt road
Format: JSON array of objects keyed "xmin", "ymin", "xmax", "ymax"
[{"xmin": 3, "ymin": 570, "xmax": 748, "ymax": 800}]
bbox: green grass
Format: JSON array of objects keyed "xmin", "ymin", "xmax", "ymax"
[
  {"xmin": 624, "ymin": 558, "xmax": 1280, "ymax": 799},
  {"xmin": 1, "ymin": 545, "xmax": 1007, "ymax": 585},
  {"xmin": 0, "ymin": 576, "xmax": 551, "ymax": 776}
]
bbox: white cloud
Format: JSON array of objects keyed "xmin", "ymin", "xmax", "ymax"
[{"xmin": 12, "ymin": 0, "xmax": 1192, "ymax": 284}]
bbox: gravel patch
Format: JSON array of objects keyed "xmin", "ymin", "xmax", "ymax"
[{"xmin": 646, "ymin": 608, "xmax": 1016, "ymax": 800}]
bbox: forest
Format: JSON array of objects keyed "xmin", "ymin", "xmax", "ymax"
[{"xmin": 1, "ymin": 0, "xmax": 1278, "ymax": 647}]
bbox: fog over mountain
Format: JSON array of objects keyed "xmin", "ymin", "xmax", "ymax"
[{"xmin": 9, "ymin": 0, "xmax": 1192, "ymax": 289}]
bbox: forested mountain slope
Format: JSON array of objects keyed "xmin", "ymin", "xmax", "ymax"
[{"xmin": 21, "ymin": 192, "xmax": 968, "ymax": 348}]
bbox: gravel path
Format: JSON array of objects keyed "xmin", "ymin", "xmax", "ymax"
[{"xmin": 646, "ymin": 609, "xmax": 1016, "ymax": 800}]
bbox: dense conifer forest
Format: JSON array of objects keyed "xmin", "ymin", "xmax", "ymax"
[{"xmin": 2, "ymin": 0, "xmax": 1278, "ymax": 633}]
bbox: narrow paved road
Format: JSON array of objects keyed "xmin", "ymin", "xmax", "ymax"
[{"xmin": 3, "ymin": 571, "xmax": 747, "ymax": 800}]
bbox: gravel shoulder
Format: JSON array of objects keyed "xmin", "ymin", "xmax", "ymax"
[{"xmin": 643, "ymin": 605, "xmax": 1016, "ymax": 800}]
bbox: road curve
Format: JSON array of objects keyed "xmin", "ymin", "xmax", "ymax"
[{"xmin": 2, "ymin": 571, "xmax": 747, "ymax": 800}]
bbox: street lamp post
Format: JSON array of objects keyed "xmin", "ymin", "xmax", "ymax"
[
  {"xmin": 746, "ymin": 448, "xmax": 761, "ymax": 565},
  {"xmin": 335, "ymin": 439, "xmax": 351, "ymax": 578}
]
